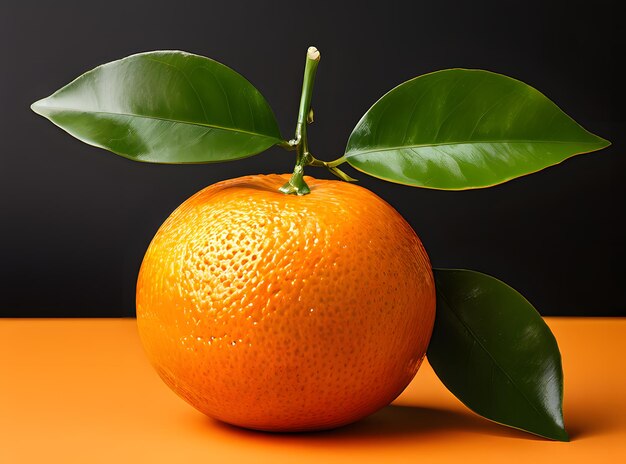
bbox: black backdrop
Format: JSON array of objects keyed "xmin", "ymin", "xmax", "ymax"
[{"xmin": 1, "ymin": 0, "xmax": 623, "ymax": 317}]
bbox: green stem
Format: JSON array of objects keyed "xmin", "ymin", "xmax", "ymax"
[
  {"xmin": 279, "ymin": 47, "xmax": 320, "ymax": 195},
  {"xmin": 309, "ymin": 155, "xmax": 347, "ymax": 168}
]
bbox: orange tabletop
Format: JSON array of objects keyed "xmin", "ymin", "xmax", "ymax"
[{"xmin": 1, "ymin": 317, "xmax": 625, "ymax": 463}]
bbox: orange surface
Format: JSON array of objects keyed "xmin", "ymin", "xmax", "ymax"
[
  {"xmin": 1, "ymin": 318, "xmax": 625, "ymax": 463},
  {"xmin": 137, "ymin": 174, "xmax": 435, "ymax": 431}
]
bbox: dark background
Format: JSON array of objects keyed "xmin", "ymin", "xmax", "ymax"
[{"xmin": 1, "ymin": 1, "xmax": 622, "ymax": 317}]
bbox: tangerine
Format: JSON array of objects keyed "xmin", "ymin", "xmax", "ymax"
[{"xmin": 136, "ymin": 174, "xmax": 435, "ymax": 431}]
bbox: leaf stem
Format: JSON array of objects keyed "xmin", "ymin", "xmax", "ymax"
[
  {"xmin": 278, "ymin": 140, "xmax": 298, "ymax": 151},
  {"xmin": 279, "ymin": 47, "xmax": 320, "ymax": 195},
  {"xmin": 308, "ymin": 155, "xmax": 356, "ymax": 182}
]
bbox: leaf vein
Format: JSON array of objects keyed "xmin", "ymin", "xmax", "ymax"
[
  {"xmin": 35, "ymin": 106, "xmax": 279, "ymax": 140},
  {"xmin": 436, "ymin": 287, "xmax": 549, "ymax": 421},
  {"xmin": 345, "ymin": 139, "xmax": 603, "ymax": 158}
]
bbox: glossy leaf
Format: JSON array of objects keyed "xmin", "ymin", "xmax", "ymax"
[
  {"xmin": 427, "ymin": 269, "xmax": 568, "ymax": 441},
  {"xmin": 31, "ymin": 51, "xmax": 282, "ymax": 163},
  {"xmin": 345, "ymin": 69, "xmax": 610, "ymax": 189}
]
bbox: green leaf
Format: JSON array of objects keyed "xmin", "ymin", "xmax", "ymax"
[
  {"xmin": 427, "ymin": 268, "xmax": 568, "ymax": 441},
  {"xmin": 345, "ymin": 69, "xmax": 610, "ymax": 189},
  {"xmin": 31, "ymin": 51, "xmax": 282, "ymax": 163}
]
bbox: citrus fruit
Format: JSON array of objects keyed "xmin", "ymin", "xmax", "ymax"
[{"xmin": 136, "ymin": 173, "xmax": 435, "ymax": 431}]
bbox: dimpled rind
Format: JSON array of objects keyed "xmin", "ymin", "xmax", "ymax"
[{"xmin": 136, "ymin": 174, "xmax": 435, "ymax": 431}]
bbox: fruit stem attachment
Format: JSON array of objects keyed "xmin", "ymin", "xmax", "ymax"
[{"xmin": 279, "ymin": 47, "xmax": 320, "ymax": 195}]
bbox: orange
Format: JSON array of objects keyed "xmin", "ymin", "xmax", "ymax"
[{"xmin": 136, "ymin": 174, "xmax": 435, "ymax": 431}]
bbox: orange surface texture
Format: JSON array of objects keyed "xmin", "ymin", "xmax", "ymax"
[
  {"xmin": 137, "ymin": 174, "xmax": 435, "ymax": 431},
  {"xmin": 1, "ymin": 317, "xmax": 625, "ymax": 463}
]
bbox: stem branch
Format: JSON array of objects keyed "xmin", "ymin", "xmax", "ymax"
[
  {"xmin": 279, "ymin": 47, "xmax": 320, "ymax": 195},
  {"xmin": 279, "ymin": 47, "xmax": 356, "ymax": 194}
]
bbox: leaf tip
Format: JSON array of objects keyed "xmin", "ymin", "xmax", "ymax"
[
  {"xmin": 551, "ymin": 426, "xmax": 570, "ymax": 442},
  {"xmin": 597, "ymin": 135, "xmax": 612, "ymax": 150},
  {"xmin": 30, "ymin": 98, "xmax": 48, "ymax": 117}
]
